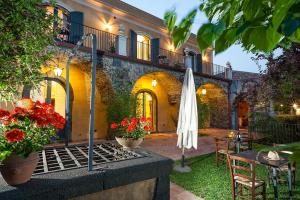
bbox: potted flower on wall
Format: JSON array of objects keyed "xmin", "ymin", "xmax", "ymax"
[
  {"xmin": 111, "ymin": 117, "xmax": 152, "ymax": 149},
  {"xmin": 0, "ymin": 98, "xmax": 65, "ymax": 185}
]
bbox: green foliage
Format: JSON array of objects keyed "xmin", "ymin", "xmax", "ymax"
[
  {"xmin": 0, "ymin": 0, "xmax": 56, "ymax": 100},
  {"xmin": 275, "ymin": 115, "xmax": 300, "ymax": 124},
  {"xmin": 106, "ymin": 90, "xmax": 137, "ymax": 138},
  {"xmin": 164, "ymin": 0, "xmax": 300, "ymax": 53},
  {"xmin": 196, "ymin": 95, "xmax": 210, "ymax": 128},
  {"xmin": 163, "ymin": 9, "xmax": 197, "ymax": 49}
]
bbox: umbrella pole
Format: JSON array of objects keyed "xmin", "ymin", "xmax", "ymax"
[{"xmin": 181, "ymin": 147, "xmax": 185, "ymax": 167}]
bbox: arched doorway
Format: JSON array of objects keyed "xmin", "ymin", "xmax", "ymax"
[
  {"xmin": 136, "ymin": 90, "xmax": 158, "ymax": 132},
  {"xmin": 237, "ymin": 100, "xmax": 250, "ymax": 130},
  {"xmin": 23, "ymin": 77, "xmax": 74, "ymax": 140},
  {"xmin": 197, "ymin": 83, "xmax": 229, "ymax": 129}
]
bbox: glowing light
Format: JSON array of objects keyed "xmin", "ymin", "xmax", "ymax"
[
  {"xmin": 280, "ymin": 104, "xmax": 283, "ymax": 107},
  {"xmin": 54, "ymin": 67, "xmax": 63, "ymax": 77},
  {"xmin": 201, "ymin": 88, "xmax": 207, "ymax": 95},
  {"xmin": 104, "ymin": 23, "xmax": 112, "ymax": 31},
  {"xmin": 152, "ymin": 79, "xmax": 157, "ymax": 87},
  {"xmin": 202, "ymin": 55, "xmax": 208, "ymax": 62},
  {"xmin": 169, "ymin": 44, "xmax": 175, "ymax": 51},
  {"xmin": 293, "ymin": 104, "xmax": 298, "ymax": 109}
]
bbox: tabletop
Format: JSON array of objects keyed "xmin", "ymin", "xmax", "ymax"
[{"xmin": 234, "ymin": 150, "xmax": 289, "ymax": 168}]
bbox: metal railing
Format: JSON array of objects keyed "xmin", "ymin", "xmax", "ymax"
[
  {"xmin": 58, "ymin": 21, "xmax": 230, "ymax": 79},
  {"xmin": 249, "ymin": 120, "xmax": 300, "ymax": 144}
]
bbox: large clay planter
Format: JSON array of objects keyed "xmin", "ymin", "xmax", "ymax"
[
  {"xmin": 0, "ymin": 152, "xmax": 39, "ymax": 185},
  {"xmin": 115, "ymin": 137, "xmax": 143, "ymax": 150}
]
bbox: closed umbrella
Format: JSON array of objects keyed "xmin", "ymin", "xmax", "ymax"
[{"xmin": 175, "ymin": 67, "xmax": 198, "ymax": 172}]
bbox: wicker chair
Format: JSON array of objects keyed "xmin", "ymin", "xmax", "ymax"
[{"xmin": 227, "ymin": 154, "xmax": 266, "ymax": 200}]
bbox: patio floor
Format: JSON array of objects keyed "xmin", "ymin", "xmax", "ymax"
[{"xmin": 141, "ymin": 128, "xmax": 230, "ymax": 160}]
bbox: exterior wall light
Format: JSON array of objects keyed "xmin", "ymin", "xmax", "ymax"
[
  {"xmin": 104, "ymin": 23, "xmax": 112, "ymax": 31},
  {"xmin": 152, "ymin": 79, "xmax": 157, "ymax": 87},
  {"xmin": 54, "ymin": 67, "xmax": 63, "ymax": 77},
  {"xmin": 201, "ymin": 88, "xmax": 207, "ymax": 95},
  {"xmin": 293, "ymin": 103, "xmax": 298, "ymax": 109},
  {"xmin": 280, "ymin": 104, "xmax": 284, "ymax": 107}
]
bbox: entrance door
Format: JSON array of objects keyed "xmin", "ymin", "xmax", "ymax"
[
  {"xmin": 238, "ymin": 100, "xmax": 249, "ymax": 129},
  {"xmin": 136, "ymin": 91, "xmax": 157, "ymax": 132}
]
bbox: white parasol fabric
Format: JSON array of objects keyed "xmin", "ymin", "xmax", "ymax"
[{"xmin": 176, "ymin": 67, "xmax": 198, "ymax": 149}]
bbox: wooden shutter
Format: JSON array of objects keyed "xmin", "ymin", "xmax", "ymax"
[
  {"xmin": 196, "ymin": 54, "xmax": 203, "ymax": 73},
  {"xmin": 130, "ymin": 30, "xmax": 137, "ymax": 58},
  {"xmin": 151, "ymin": 38, "xmax": 160, "ymax": 64},
  {"xmin": 70, "ymin": 12, "xmax": 84, "ymax": 44}
]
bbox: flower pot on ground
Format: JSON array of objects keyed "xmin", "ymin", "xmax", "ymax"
[
  {"xmin": 0, "ymin": 98, "xmax": 65, "ymax": 185},
  {"xmin": 111, "ymin": 117, "xmax": 152, "ymax": 149}
]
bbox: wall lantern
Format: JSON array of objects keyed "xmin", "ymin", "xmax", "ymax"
[
  {"xmin": 104, "ymin": 23, "xmax": 112, "ymax": 31},
  {"xmin": 152, "ymin": 79, "xmax": 157, "ymax": 87},
  {"xmin": 293, "ymin": 103, "xmax": 298, "ymax": 109},
  {"xmin": 54, "ymin": 67, "xmax": 63, "ymax": 77},
  {"xmin": 201, "ymin": 88, "xmax": 207, "ymax": 95}
]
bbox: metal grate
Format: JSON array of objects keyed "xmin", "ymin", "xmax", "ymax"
[{"xmin": 33, "ymin": 142, "xmax": 145, "ymax": 175}]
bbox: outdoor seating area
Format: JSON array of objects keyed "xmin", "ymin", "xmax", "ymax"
[{"xmin": 171, "ymin": 142, "xmax": 300, "ymax": 200}]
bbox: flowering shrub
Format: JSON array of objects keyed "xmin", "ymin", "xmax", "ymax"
[
  {"xmin": 0, "ymin": 98, "xmax": 65, "ymax": 161},
  {"xmin": 110, "ymin": 117, "xmax": 152, "ymax": 140}
]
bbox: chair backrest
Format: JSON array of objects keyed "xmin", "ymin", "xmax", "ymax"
[
  {"xmin": 214, "ymin": 137, "xmax": 230, "ymax": 152},
  {"xmin": 227, "ymin": 154, "xmax": 257, "ymax": 188}
]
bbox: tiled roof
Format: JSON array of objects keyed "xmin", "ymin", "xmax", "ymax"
[{"xmin": 232, "ymin": 70, "xmax": 260, "ymax": 81}]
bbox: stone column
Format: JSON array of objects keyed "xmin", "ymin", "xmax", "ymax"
[
  {"xmin": 226, "ymin": 61, "xmax": 233, "ymax": 79},
  {"xmin": 184, "ymin": 48, "xmax": 191, "ymax": 68},
  {"xmin": 117, "ymin": 24, "xmax": 127, "ymax": 56}
]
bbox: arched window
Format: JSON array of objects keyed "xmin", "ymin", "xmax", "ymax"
[
  {"xmin": 137, "ymin": 34, "xmax": 151, "ymax": 61},
  {"xmin": 136, "ymin": 91, "xmax": 157, "ymax": 132}
]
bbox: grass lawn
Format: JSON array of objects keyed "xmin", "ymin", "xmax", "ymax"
[{"xmin": 171, "ymin": 144, "xmax": 300, "ymax": 200}]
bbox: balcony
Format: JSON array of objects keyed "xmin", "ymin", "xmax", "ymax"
[{"xmin": 56, "ymin": 21, "xmax": 231, "ymax": 80}]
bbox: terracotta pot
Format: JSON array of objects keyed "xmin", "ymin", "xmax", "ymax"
[
  {"xmin": 115, "ymin": 137, "xmax": 143, "ymax": 150},
  {"xmin": 0, "ymin": 152, "xmax": 39, "ymax": 185}
]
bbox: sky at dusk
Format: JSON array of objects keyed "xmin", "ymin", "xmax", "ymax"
[{"xmin": 122, "ymin": 0, "xmax": 262, "ymax": 73}]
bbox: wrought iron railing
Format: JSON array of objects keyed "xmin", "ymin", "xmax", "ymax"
[
  {"xmin": 249, "ymin": 120, "xmax": 300, "ymax": 144},
  {"xmin": 59, "ymin": 21, "xmax": 230, "ymax": 79}
]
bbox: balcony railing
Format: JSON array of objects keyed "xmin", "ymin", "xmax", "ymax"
[{"xmin": 58, "ymin": 21, "xmax": 230, "ymax": 79}]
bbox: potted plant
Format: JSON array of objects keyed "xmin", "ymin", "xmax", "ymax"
[
  {"xmin": 111, "ymin": 117, "xmax": 152, "ymax": 149},
  {"xmin": 0, "ymin": 98, "xmax": 65, "ymax": 185}
]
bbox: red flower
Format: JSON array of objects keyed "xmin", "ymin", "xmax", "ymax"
[
  {"xmin": 121, "ymin": 118, "xmax": 129, "ymax": 126},
  {"xmin": 4, "ymin": 128, "xmax": 26, "ymax": 143},
  {"xmin": 144, "ymin": 125, "xmax": 152, "ymax": 132},
  {"xmin": 127, "ymin": 122, "xmax": 137, "ymax": 133},
  {"xmin": 13, "ymin": 107, "xmax": 29, "ymax": 116},
  {"xmin": 140, "ymin": 117, "xmax": 147, "ymax": 123},
  {"xmin": 111, "ymin": 123, "xmax": 119, "ymax": 129},
  {"xmin": 131, "ymin": 117, "xmax": 138, "ymax": 125},
  {"xmin": 0, "ymin": 109, "xmax": 10, "ymax": 120}
]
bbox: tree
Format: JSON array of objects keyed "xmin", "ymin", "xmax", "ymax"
[
  {"xmin": 164, "ymin": 0, "xmax": 300, "ymax": 53},
  {"xmin": 256, "ymin": 43, "xmax": 300, "ymax": 103},
  {"xmin": 0, "ymin": 0, "xmax": 56, "ymax": 100}
]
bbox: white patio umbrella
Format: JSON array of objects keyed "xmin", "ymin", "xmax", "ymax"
[{"xmin": 175, "ymin": 67, "xmax": 198, "ymax": 172}]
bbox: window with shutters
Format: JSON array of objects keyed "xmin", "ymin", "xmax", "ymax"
[
  {"xmin": 45, "ymin": 5, "xmax": 70, "ymax": 41},
  {"xmin": 137, "ymin": 35, "xmax": 151, "ymax": 61}
]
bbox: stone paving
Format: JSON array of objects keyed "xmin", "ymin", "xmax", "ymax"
[{"xmin": 141, "ymin": 128, "xmax": 231, "ymax": 200}]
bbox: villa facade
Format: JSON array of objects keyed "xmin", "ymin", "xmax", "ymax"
[{"xmin": 23, "ymin": 0, "xmax": 254, "ymax": 142}]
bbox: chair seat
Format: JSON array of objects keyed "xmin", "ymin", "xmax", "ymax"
[
  {"xmin": 235, "ymin": 176, "xmax": 265, "ymax": 188},
  {"xmin": 218, "ymin": 149, "xmax": 234, "ymax": 154},
  {"xmin": 278, "ymin": 165, "xmax": 296, "ymax": 172}
]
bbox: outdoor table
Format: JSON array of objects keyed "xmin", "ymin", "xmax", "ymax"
[
  {"xmin": 234, "ymin": 150, "xmax": 293, "ymax": 200},
  {"xmin": 225, "ymin": 136, "xmax": 251, "ymax": 153}
]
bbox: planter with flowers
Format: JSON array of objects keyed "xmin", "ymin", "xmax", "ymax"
[
  {"xmin": 111, "ymin": 117, "xmax": 152, "ymax": 149},
  {"xmin": 0, "ymin": 98, "xmax": 65, "ymax": 185}
]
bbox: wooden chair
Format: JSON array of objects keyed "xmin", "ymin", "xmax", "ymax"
[
  {"xmin": 214, "ymin": 137, "xmax": 234, "ymax": 167},
  {"xmin": 238, "ymin": 131, "xmax": 253, "ymax": 151},
  {"xmin": 227, "ymin": 154, "xmax": 266, "ymax": 200}
]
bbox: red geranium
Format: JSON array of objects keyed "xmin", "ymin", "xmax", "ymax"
[
  {"xmin": 0, "ymin": 109, "xmax": 10, "ymax": 119},
  {"xmin": 111, "ymin": 123, "xmax": 118, "ymax": 129},
  {"xmin": 121, "ymin": 118, "xmax": 129, "ymax": 126},
  {"xmin": 4, "ymin": 128, "xmax": 26, "ymax": 143}
]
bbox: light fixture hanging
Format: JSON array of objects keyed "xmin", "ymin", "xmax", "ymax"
[
  {"xmin": 54, "ymin": 67, "xmax": 63, "ymax": 77},
  {"xmin": 201, "ymin": 88, "xmax": 207, "ymax": 95}
]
